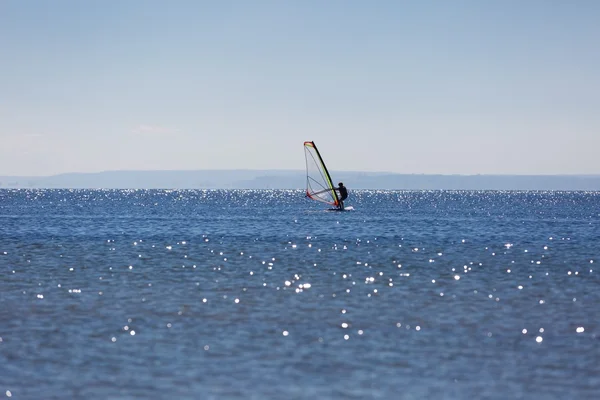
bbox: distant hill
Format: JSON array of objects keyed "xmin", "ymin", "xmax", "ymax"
[{"xmin": 1, "ymin": 170, "xmax": 600, "ymax": 190}]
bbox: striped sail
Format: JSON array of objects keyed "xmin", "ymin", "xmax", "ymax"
[{"xmin": 304, "ymin": 141, "xmax": 339, "ymax": 207}]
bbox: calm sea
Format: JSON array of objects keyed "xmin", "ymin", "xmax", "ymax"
[{"xmin": 1, "ymin": 189, "xmax": 599, "ymax": 399}]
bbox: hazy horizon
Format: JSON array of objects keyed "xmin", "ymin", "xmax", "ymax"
[
  {"xmin": 2, "ymin": 169, "xmax": 600, "ymax": 190},
  {"xmin": 2, "ymin": 1, "xmax": 599, "ymax": 176},
  {"xmin": 3, "ymin": 168, "xmax": 600, "ymax": 179}
]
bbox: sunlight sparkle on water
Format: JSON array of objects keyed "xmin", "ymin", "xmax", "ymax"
[{"xmin": 2, "ymin": 189, "xmax": 599, "ymax": 399}]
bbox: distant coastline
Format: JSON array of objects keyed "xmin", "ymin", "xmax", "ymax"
[{"xmin": 1, "ymin": 170, "xmax": 599, "ymax": 190}]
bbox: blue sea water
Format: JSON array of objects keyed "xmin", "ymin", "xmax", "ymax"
[{"xmin": 0, "ymin": 189, "xmax": 599, "ymax": 399}]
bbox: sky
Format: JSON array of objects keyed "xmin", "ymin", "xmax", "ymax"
[{"xmin": 1, "ymin": 0, "xmax": 599, "ymax": 176}]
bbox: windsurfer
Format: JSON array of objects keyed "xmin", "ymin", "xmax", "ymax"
[{"xmin": 336, "ymin": 182, "xmax": 348, "ymax": 210}]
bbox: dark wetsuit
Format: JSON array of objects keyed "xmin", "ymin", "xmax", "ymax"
[
  {"xmin": 337, "ymin": 184, "xmax": 348, "ymax": 209},
  {"xmin": 338, "ymin": 185, "xmax": 348, "ymax": 201}
]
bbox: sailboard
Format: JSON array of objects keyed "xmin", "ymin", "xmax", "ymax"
[{"xmin": 304, "ymin": 141, "xmax": 341, "ymax": 208}]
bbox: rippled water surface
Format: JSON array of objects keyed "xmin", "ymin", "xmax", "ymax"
[{"xmin": 1, "ymin": 189, "xmax": 599, "ymax": 399}]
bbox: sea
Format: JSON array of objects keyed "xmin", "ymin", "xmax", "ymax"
[{"xmin": 0, "ymin": 189, "xmax": 599, "ymax": 400}]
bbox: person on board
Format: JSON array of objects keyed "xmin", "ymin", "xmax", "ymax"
[{"xmin": 336, "ymin": 182, "xmax": 348, "ymax": 210}]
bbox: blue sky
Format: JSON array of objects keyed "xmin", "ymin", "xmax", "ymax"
[{"xmin": 1, "ymin": 0, "xmax": 599, "ymax": 176}]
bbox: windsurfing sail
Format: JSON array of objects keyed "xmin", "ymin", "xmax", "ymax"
[{"xmin": 304, "ymin": 141, "xmax": 339, "ymax": 207}]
